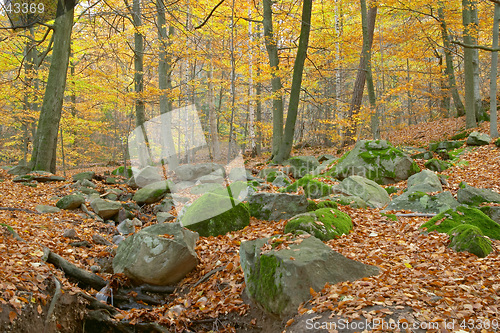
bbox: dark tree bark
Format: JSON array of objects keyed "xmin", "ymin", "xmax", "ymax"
[
  {"xmin": 29, "ymin": 0, "xmax": 75, "ymax": 172},
  {"xmin": 462, "ymin": 0, "xmax": 477, "ymax": 128},
  {"xmin": 273, "ymin": 0, "xmax": 313, "ymax": 163}
]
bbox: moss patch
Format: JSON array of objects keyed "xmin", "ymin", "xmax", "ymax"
[
  {"xmin": 447, "ymin": 224, "xmax": 492, "ymax": 257},
  {"xmin": 284, "ymin": 208, "xmax": 352, "ymax": 241},
  {"xmin": 284, "ymin": 175, "xmax": 332, "ymax": 199},
  {"xmin": 420, "ymin": 206, "xmax": 500, "ymax": 240},
  {"xmin": 495, "ymin": 138, "xmax": 500, "ymax": 147}
]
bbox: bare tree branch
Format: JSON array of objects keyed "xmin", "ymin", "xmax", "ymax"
[
  {"xmin": 452, "ymin": 40, "xmax": 500, "ymax": 52},
  {"xmin": 194, "ymin": 0, "xmax": 225, "ymax": 30}
]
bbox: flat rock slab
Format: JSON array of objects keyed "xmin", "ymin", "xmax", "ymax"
[{"xmin": 248, "ymin": 192, "xmax": 308, "ymax": 221}]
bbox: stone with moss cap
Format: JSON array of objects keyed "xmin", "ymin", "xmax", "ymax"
[
  {"xmin": 331, "ymin": 175, "xmax": 390, "ymax": 208},
  {"xmin": 457, "ymin": 182, "xmax": 500, "ymax": 206},
  {"xmin": 283, "ymin": 174, "xmax": 332, "ymax": 199},
  {"xmin": 284, "ymin": 156, "xmax": 320, "ymax": 178},
  {"xmin": 239, "ymin": 236, "xmax": 379, "ymax": 318},
  {"xmin": 306, "ymin": 199, "xmax": 337, "ymax": 211},
  {"xmin": 180, "ymin": 192, "xmax": 249, "ymax": 237},
  {"xmin": 133, "ymin": 180, "xmax": 174, "ymax": 205},
  {"xmin": 248, "ymin": 193, "xmax": 308, "ymax": 221},
  {"xmin": 466, "ymin": 131, "xmax": 491, "ymax": 146},
  {"xmin": 447, "ymin": 224, "xmax": 492, "ymax": 257},
  {"xmin": 328, "ymin": 140, "xmax": 419, "ymax": 185},
  {"xmin": 420, "ymin": 206, "xmax": 500, "ymax": 240},
  {"xmin": 284, "ymin": 208, "xmax": 352, "ymax": 241}
]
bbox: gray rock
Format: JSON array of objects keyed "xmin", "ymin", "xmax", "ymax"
[
  {"xmin": 174, "ymin": 163, "xmax": 224, "ymax": 181},
  {"xmin": 406, "ymin": 170, "xmax": 443, "ymax": 193},
  {"xmin": 90, "ymin": 198, "xmax": 122, "ymax": 219},
  {"xmin": 285, "ymin": 156, "xmax": 320, "ymax": 178},
  {"xmin": 134, "ymin": 166, "xmax": 164, "ymax": 187},
  {"xmin": 56, "ymin": 194, "xmax": 85, "ymax": 210},
  {"xmin": 457, "ymin": 183, "xmax": 500, "ymax": 205},
  {"xmin": 190, "ymin": 183, "xmax": 224, "ymax": 195},
  {"xmin": 92, "ymin": 234, "xmax": 112, "ymax": 246},
  {"xmin": 317, "ymin": 154, "xmax": 335, "ymax": 163},
  {"xmin": 81, "ymin": 179, "xmax": 96, "ymax": 188},
  {"xmin": 175, "ymin": 181, "xmax": 195, "ymax": 191},
  {"xmin": 284, "ymin": 208, "xmax": 353, "ymax": 241},
  {"xmin": 271, "ymin": 175, "xmax": 291, "ymax": 188},
  {"xmin": 481, "ymin": 206, "xmax": 500, "ymax": 224},
  {"xmin": 466, "ymin": 131, "xmax": 491, "ymax": 146},
  {"xmin": 115, "ymin": 208, "xmax": 135, "ymax": 223},
  {"xmin": 153, "ymin": 197, "xmax": 175, "ymax": 213},
  {"xmin": 330, "ymin": 140, "xmax": 419, "ymax": 185},
  {"xmin": 35, "ymin": 205, "xmax": 61, "ymax": 214},
  {"xmin": 424, "ymin": 158, "xmax": 451, "ymax": 172},
  {"xmin": 180, "ymin": 193, "xmax": 250, "ymax": 237},
  {"xmin": 7, "ymin": 165, "xmax": 31, "ymax": 175},
  {"xmin": 332, "ymin": 176, "xmax": 390, "ymax": 208},
  {"xmin": 411, "ymin": 151, "xmax": 434, "ymax": 160},
  {"xmin": 197, "ymin": 174, "xmax": 224, "ymax": 184},
  {"xmin": 133, "ymin": 180, "xmax": 173, "ymax": 205},
  {"xmin": 327, "ymin": 194, "xmax": 367, "ymax": 209},
  {"xmin": 384, "ymin": 191, "xmax": 459, "ymax": 214},
  {"xmin": 112, "ymin": 235, "xmax": 125, "ymax": 245},
  {"xmin": 117, "ymin": 218, "xmax": 139, "ymax": 235},
  {"xmin": 228, "ymin": 167, "xmax": 247, "ymax": 182},
  {"xmin": 157, "ymin": 212, "xmax": 175, "ymax": 223},
  {"xmin": 240, "ymin": 236, "xmax": 379, "ymax": 317},
  {"xmin": 113, "ymin": 222, "xmax": 199, "ymax": 285},
  {"xmin": 72, "ymin": 171, "xmax": 95, "ymax": 182},
  {"xmin": 63, "ymin": 229, "xmax": 78, "ymax": 239},
  {"xmin": 429, "ymin": 140, "xmax": 464, "ymax": 152},
  {"xmin": 257, "ymin": 168, "xmax": 279, "ymax": 180},
  {"xmin": 248, "ymin": 193, "xmax": 308, "ymax": 221}
]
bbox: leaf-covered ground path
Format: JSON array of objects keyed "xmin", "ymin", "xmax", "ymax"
[{"xmin": 0, "ymin": 117, "xmax": 499, "ymax": 332}]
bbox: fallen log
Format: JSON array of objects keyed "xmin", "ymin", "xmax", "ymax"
[{"xmin": 42, "ymin": 247, "xmax": 107, "ymax": 290}]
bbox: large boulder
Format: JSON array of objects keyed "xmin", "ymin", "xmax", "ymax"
[
  {"xmin": 239, "ymin": 236, "xmax": 379, "ymax": 317},
  {"xmin": 480, "ymin": 206, "xmax": 500, "ymax": 225},
  {"xmin": 284, "ymin": 156, "xmax": 320, "ymax": 178},
  {"xmin": 56, "ymin": 194, "xmax": 85, "ymax": 210},
  {"xmin": 113, "ymin": 222, "xmax": 198, "ymax": 285},
  {"xmin": 406, "ymin": 170, "xmax": 443, "ymax": 193},
  {"xmin": 429, "ymin": 140, "xmax": 464, "ymax": 152},
  {"xmin": 329, "ymin": 140, "xmax": 419, "ymax": 185},
  {"xmin": 90, "ymin": 198, "xmax": 122, "ymax": 219},
  {"xmin": 466, "ymin": 131, "xmax": 491, "ymax": 146},
  {"xmin": 248, "ymin": 193, "xmax": 308, "ymax": 221},
  {"xmin": 133, "ymin": 180, "xmax": 173, "ymax": 205},
  {"xmin": 383, "ymin": 191, "xmax": 458, "ymax": 214},
  {"xmin": 7, "ymin": 165, "xmax": 31, "ymax": 175},
  {"xmin": 420, "ymin": 206, "xmax": 500, "ymax": 240},
  {"xmin": 457, "ymin": 183, "xmax": 500, "ymax": 206},
  {"xmin": 174, "ymin": 163, "xmax": 224, "ymax": 182},
  {"xmin": 331, "ymin": 175, "xmax": 390, "ymax": 208},
  {"xmin": 447, "ymin": 224, "xmax": 492, "ymax": 258},
  {"xmin": 180, "ymin": 193, "xmax": 250, "ymax": 237},
  {"xmin": 133, "ymin": 166, "xmax": 164, "ymax": 187},
  {"xmin": 284, "ymin": 208, "xmax": 352, "ymax": 241},
  {"xmin": 424, "ymin": 159, "xmax": 451, "ymax": 172}
]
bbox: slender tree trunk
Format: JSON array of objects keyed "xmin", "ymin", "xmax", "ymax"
[
  {"xmin": 343, "ymin": 3, "xmax": 377, "ymax": 146},
  {"xmin": 29, "ymin": 0, "xmax": 74, "ymax": 172},
  {"xmin": 157, "ymin": 1, "xmax": 178, "ymax": 170},
  {"xmin": 207, "ymin": 40, "xmax": 220, "ymax": 160},
  {"xmin": 471, "ymin": 4, "xmax": 484, "ymax": 121},
  {"xmin": 438, "ymin": 3, "xmax": 465, "ymax": 117},
  {"xmin": 363, "ymin": 2, "xmax": 379, "ymax": 139},
  {"xmin": 274, "ymin": 0, "xmax": 312, "ymax": 163},
  {"xmin": 490, "ymin": 2, "xmax": 500, "ymax": 138},
  {"xmin": 462, "ymin": 0, "xmax": 477, "ymax": 128},
  {"xmin": 255, "ymin": 56, "xmax": 262, "ymax": 156},
  {"xmin": 263, "ymin": 0, "xmax": 284, "ymax": 158}
]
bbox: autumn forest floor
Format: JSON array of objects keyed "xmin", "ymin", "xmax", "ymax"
[{"xmin": 0, "ymin": 115, "xmax": 500, "ymax": 333}]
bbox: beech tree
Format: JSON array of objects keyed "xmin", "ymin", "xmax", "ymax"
[{"xmin": 29, "ymin": 0, "xmax": 75, "ymax": 172}]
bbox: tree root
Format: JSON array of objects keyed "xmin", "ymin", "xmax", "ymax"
[
  {"xmin": 45, "ymin": 276, "xmax": 61, "ymax": 326},
  {"xmin": 42, "ymin": 247, "xmax": 107, "ymax": 290},
  {"xmin": 0, "ymin": 223, "xmax": 25, "ymax": 242},
  {"xmin": 0, "ymin": 206, "xmax": 39, "ymax": 214}
]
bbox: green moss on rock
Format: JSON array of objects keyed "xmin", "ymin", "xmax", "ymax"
[
  {"xmin": 447, "ymin": 224, "xmax": 492, "ymax": 258},
  {"xmin": 284, "ymin": 175, "xmax": 332, "ymax": 199},
  {"xmin": 284, "ymin": 208, "xmax": 352, "ymax": 241},
  {"xmin": 420, "ymin": 206, "xmax": 500, "ymax": 240}
]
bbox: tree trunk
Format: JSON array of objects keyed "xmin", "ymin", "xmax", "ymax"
[
  {"xmin": 273, "ymin": 0, "xmax": 313, "ymax": 163},
  {"xmin": 207, "ymin": 42, "xmax": 220, "ymax": 160},
  {"xmin": 263, "ymin": 0, "xmax": 284, "ymax": 158},
  {"xmin": 490, "ymin": 2, "xmax": 500, "ymax": 138},
  {"xmin": 156, "ymin": 1, "xmax": 178, "ymax": 170},
  {"xmin": 29, "ymin": 0, "xmax": 74, "ymax": 173},
  {"xmin": 471, "ymin": 4, "xmax": 485, "ymax": 121},
  {"xmin": 343, "ymin": 3, "xmax": 377, "ymax": 146},
  {"xmin": 437, "ymin": 3, "xmax": 465, "ymax": 117},
  {"xmin": 462, "ymin": 0, "xmax": 477, "ymax": 128},
  {"xmin": 363, "ymin": 2, "xmax": 379, "ymax": 139}
]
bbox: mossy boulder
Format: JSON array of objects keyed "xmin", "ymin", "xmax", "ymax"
[
  {"xmin": 284, "ymin": 208, "xmax": 352, "ymax": 241},
  {"xmin": 306, "ymin": 199, "xmax": 338, "ymax": 211},
  {"xmin": 72, "ymin": 171, "xmax": 95, "ymax": 182},
  {"xmin": 328, "ymin": 194, "xmax": 367, "ymax": 208},
  {"xmin": 420, "ymin": 206, "xmax": 500, "ymax": 240},
  {"xmin": 384, "ymin": 191, "xmax": 458, "ymax": 214},
  {"xmin": 457, "ymin": 183, "xmax": 500, "ymax": 206},
  {"xmin": 248, "ymin": 193, "xmax": 308, "ymax": 221},
  {"xmin": 180, "ymin": 193, "xmax": 250, "ymax": 237},
  {"xmin": 480, "ymin": 206, "xmax": 500, "ymax": 225},
  {"xmin": 428, "ymin": 140, "xmax": 464, "ymax": 152},
  {"xmin": 56, "ymin": 194, "xmax": 85, "ymax": 210},
  {"xmin": 466, "ymin": 131, "xmax": 491, "ymax": 146},
  {"xmin": 284, "ymin": 156, "xmax": 320, "ymax": 178},
  {"xmin": 411, "ymin": 151, "xmax": 434, "ymax": 160},
  {"xmin": 447, "ymin": 224, "xmax": 492, "ymax": 258},
  {"xmin": 239, "ymin": 236, "xmax": 379, "ymax": 318},
  {"xmin": 133, "ymin": 180, "xmax": 173, "ymax": 205},
  {"xmin": 424, "ymin": 158, "xmax": 451, "ymax": 172},
  {"xmin": 90, "ymin": 198, "xmax": 122, "ymax": 219},
  {"xmin": 495, "ymin": 138, "xmax": 500, "ymax": 147},
  {"xmin": 283, "ymin": 175, "xmax": 332, "ymax": 199},
  {"xmin": 112, "ymin": 166, "xmax": 133, "ymax": 178},
  {"xmin": 272, "ymin": 174, "xmax": 291, "ymax": 188},
  {"xmin": 328, "ymin": 140, "xmax": 419, "ymax": 185},
  {"xmin": 451, "ymin": 130, "xmax": 472, "ymax": 140},
  {"xmin": 331, "ymin": 175, "xmax": 390, "ymax": 208}
]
